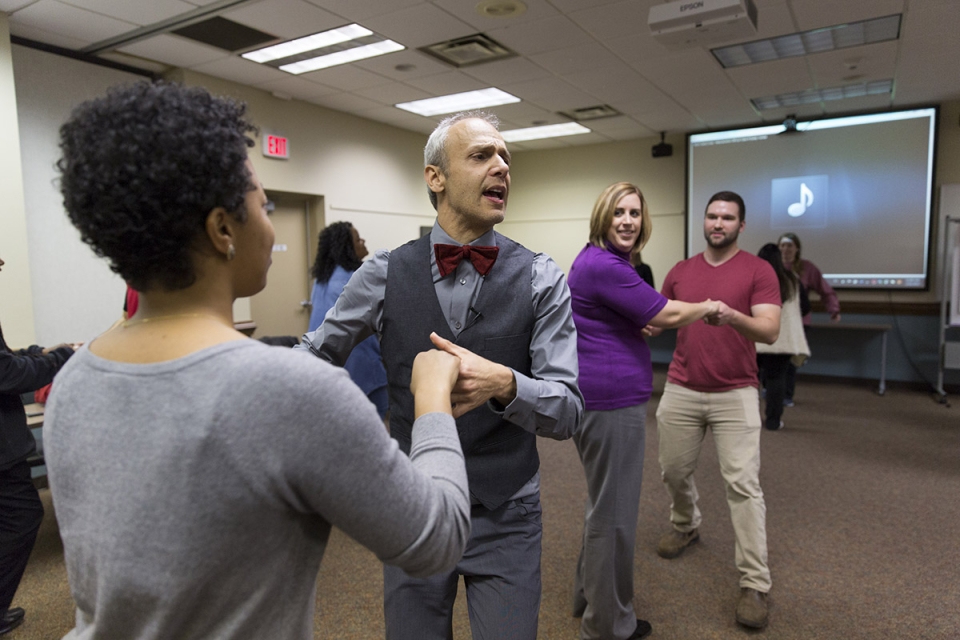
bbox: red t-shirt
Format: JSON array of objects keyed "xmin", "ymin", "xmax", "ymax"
[{"xmin": 661, "ymin": 251, "xmax": 780, "ymax": 392}]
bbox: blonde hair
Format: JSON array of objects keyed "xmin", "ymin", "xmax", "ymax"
[{"xmin": 588, "ymin": 182, "xmax": 652, "ymax": 260}]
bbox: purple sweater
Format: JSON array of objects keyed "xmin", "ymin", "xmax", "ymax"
[{"xmin": 568, "ymin": 243, "xmax": 667, "ymax": 411}]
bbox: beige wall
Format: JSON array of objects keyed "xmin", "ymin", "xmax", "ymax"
[
  {"xmin": 0, "ymin": 15, "xmax": 35, "ymax": 347},
  {"xmin": 502, "ymin": 134, "xmax": 687, "ymax": 282},
  {"xmin": 169, "ymin": 68, "xmax": 436, "ymax": 323},
  {"xmin": 507, "ymin": 111, "xmax": 960, "ymax": 306},
  {"xmin": 6, "ymin": 25, "xmax": 960, "ymax": 345},
  {"xmin": 6, "ymin": 48, "xmax": 433, "ymax": 342}
]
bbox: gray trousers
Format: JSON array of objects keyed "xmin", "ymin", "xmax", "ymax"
[
  {"xmin": 383, "ymin": 493, "xmax": 542, "ymax": 640},
  {"xmin": 572, "ymin": 404, "xmax": 648, "ymax": 640}
]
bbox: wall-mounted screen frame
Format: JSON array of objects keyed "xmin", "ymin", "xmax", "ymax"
[{"xmin": 686, "ymin": 107, "xmax": 938, "ymax": 290}]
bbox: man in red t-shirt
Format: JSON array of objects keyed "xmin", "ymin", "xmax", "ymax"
[{"xmin": 654, "ymin": 191, "xmax": 781, "ymax": 629}]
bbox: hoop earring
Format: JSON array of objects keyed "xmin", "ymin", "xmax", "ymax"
[{"xmin": 227, "ymin": 244, "xmax": 236, "ymax": 261}]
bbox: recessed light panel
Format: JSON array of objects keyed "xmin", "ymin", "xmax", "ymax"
[
  {"xmin": 712, "ymin": 14, "xmax": 901, "ymax": 68},
  {"xmin": 396, "ymin": 88, "xmax": 520, "ymax": 117},
  {"xmin": 751, "ymin": 79, "xmax": 893, "ymax": 110},
  {"xmin": 501, "ymin": 122, "xmax": 591, "ymax": 142},
  {"xmin": 241, "ymin": 23, "xmax": 404, "ymax": 73}
]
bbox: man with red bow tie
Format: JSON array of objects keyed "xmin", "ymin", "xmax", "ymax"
[{"xmin": 298, "ymin": 112, "xmax": 582, "ymax": 639}]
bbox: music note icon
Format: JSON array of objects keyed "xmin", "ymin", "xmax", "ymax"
[{"xmin": 787, "ymin": 183, "xmax": 813, "ymax": 217}]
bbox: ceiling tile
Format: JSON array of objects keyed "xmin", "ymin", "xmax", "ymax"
[
  {"xmin": 613, "ymin": 89, "xmax": 687, "ymax": 118},
  {"xmin": 430, "ymin": 0, "xmax": 560, "ymax": 31},
  {"xmin": 118, "ymin": 33, "xmax": 229, "ymax": 67},
  {"xmin": 301, "ymin": 0, "xmax": 423, "ymax": 23},
  {"xmin": 253, "ymin": 74, "xmax": 341, "ymax": 100},
  {"xmin": 531, "ymin": 42, "xmax": 623, "ymax": 75},
  {"xmin": 726, "ymin": 57, "xmax": 814, "ymax": 98},
  {"xmin": 500, "ymin": 75, "xmax": 598, "ymax": 112},
  {"xmin": 632, "ymin": 111, "xmax": 705, "ymax": 135},
  {"xmin": 562, "ymin": 62, "xmax": 656, "ymax": 104},
  {"xmin": 460, "ymin": 56, "xmax": 553, "ymax": 85},
  {"xmin": 568, "ymin": 0, "xmax": 646, "ymax": 41},
  {"xmin": 547, "ymin": 0, "xmax": 624, "ymax": 12},
  {"xmin": 635, "ymin": 49, "xmax": 739, "ymax": 104},
  {"xmin": 57, "ymin": 0, "xmax": 197, "ymax": 26},
  {"xmin": 403, "ymin": 70, "xmax": 487, "ymax": 95},
  {"xmin": 223, "ymin": 0, "xmax": 345, "ymax": 40},
  {"xmin": 4, "ymin": 0, "xmax": 959, "ymax": 143},
  {"xmin": 354, "ymin": 105, "xmax": 436, "ymax": 134},
  {"xmin": 297, "ymin": 63, "xmax": 392, "ymax": 91},
  {"xmin": 10, "ymin": 0, "xmax": 136, "ymax": 45},
  {"xmin": 790, "ymin": 0, "xmax": 904, "ymax": 32},
  {"xmin": 805, "ymin": 41, "xmax": 898, "ymax": 89},
  {"xmin": 353, "ymin": 80, "xmax": 431, "ymax": 105},
  {"xmin": 748, "ymin": 1, "xmax": 797, "ymax": 38},
  {"xmin": 895, "ymin": 0, "xmax": 960, "ymax": 104},
  {"xmin": 821, "ymin": 94, "xmax": 893, "ymax": 114},
  {"xmin": 0, "ymin": 0, "xmax": 35, "ymax": 11},
  {"xmin": 493, "ymin": 102, "xmax": 564, "ymax": 129},
  {"xmin": 361, "ymin": 3, "xmax": 475, "ymax": 49},
  {"xmin": 9, "ymin": 22, "xmax": 91, "ymax": 49},
  {"xmin": 486, "ymin": 15, "xmax": 593, "ymax": 56},
  {"xmin": 353, "ymin": 49, "xmax": 451, "ymax": 80},
  {"xmin": 191, "ymin": 55, "xmax": 290, "ymax": 85}
]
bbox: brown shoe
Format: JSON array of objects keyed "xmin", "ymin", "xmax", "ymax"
[
  {"xmin": 735, "ymin": 588, "xmax": 769, "ymax": 629},
  {"xmin": 656, "ymin": 528, "xmax": 699, "ymax": 558}
]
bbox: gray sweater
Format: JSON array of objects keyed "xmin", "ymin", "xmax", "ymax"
[{"xmin": 45, "ymin": 340, "xmax": 469, "ymax": 639}]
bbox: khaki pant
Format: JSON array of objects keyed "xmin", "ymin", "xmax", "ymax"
[{"xmin": 656, "ymin": 382, "xmax": 771, "ymax": 592}]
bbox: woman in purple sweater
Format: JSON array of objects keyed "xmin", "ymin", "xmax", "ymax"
[{"xmin": 568, "ymin": 182, "xmax": 719, "ymax": 640}]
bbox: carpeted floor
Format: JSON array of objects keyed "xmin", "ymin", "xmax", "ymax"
[{"xmin": 9, "ymin": 373, "xmax": 960, "ymax": 639}]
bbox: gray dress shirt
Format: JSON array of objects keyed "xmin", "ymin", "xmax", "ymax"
[{"xmin": 296, "ymin": 222, "xmax": 583, "ymax": 498}]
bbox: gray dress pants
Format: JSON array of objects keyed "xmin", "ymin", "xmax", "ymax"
[
  {"xmin": 572, "ymin": 403, "xmax": 648, "ymax": 640},
  {"xmin": 384, "ymin": 493, "xmax": 542, "ymax": 640}
]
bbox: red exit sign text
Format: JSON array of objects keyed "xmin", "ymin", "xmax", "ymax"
[{"xmin": 263, "ymin": 134, "xmax": 289, "ymax": 159}]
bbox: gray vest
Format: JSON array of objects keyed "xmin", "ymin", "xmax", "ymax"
[{"xmin": 382, "ymin": 232, "xmax": 539, "ymax": 510}]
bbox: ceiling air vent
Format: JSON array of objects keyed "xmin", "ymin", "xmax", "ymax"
[
  {"xmin": 559, "ymin": 105, "xmax": 622, "ymax": 121},
  {"xmin": 419, "ymin": 33, "xmax": 516, "ymax": 68},
  {"xmin": 172, "ymin": 16, "xmax": 276, "ymax": 52}
]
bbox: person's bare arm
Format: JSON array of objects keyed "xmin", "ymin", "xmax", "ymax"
[
  {"xmin": 647, "ymin": 299, "xmax": 719, "ymax": 329},
  {"xmin": 706, "ymin": 302, "xmax": 780, "ymax": 344}
]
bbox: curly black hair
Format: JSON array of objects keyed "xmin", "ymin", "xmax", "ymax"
[
  {"xmin": 57, "ymin": 81, "xmax": 257, "ymax": 291},
  {"xmin": 311, "ymin": 221, "xmax": 362, "ymax": 283}
]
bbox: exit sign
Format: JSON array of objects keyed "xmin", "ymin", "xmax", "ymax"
[{"xmin": 263, "ymin": 134, "xmax": 289, "ymax": 159}]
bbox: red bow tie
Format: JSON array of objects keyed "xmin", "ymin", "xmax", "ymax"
[{"xmin": 434, "ymin": 243, "xmax": 499, "ymax": 278}]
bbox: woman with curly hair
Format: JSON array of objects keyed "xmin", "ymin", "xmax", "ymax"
[
  {"xmin": 44, "ymin": 81, "xmax": 469, "ymax": 640},
  {"xmin": 309, "ymin": 222, "xmax": 388, "ymax": 419}
]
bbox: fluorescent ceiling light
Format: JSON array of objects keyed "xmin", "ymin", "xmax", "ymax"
[
  {"xmin": 281, "ymin": 40, "xmax": 404, "ymax": 74},
  {"xmin": 751, "ymin": 79, "xmax": 893, "ymax": 111},
  {"xmin": 712, "ymin": 14, "xmax": 901, "ymax": 68},
  {"xmin": 242, "ymin": 24, "xmax": 372, "ymax": 63},
  {"xmin": 396, "ymin": 88, "xmax": 520, "ymax": 116},
  {"xmin": 501, "ymin": 122, "xmax": 591, "ymax": 142}
]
